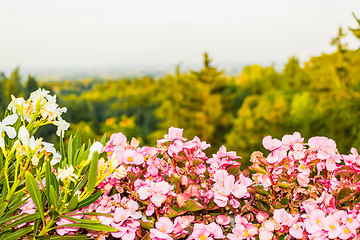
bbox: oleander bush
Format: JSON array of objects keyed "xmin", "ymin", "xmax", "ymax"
[{"xmin": 1, "ymin": 89, "xmax": 360, "ymax": 240}]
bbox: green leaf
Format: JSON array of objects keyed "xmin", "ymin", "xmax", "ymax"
[
  {"xmin": 164, "ymin": 209, "xmax": 178, "ymax": 218},
  {"xmin": 50, "ymin": 171, "xmax": 59, "ymax": 195},
  {"xmin": 45, "ymin": 161, "xmax": 52, "ymax": 201},
  {"xmin": 50, "ymin": 223, "xmax": 117, "ymax": 232},
  {"xmin": 67, "ymin": 212, "xmax": 113, "ymax": 217},
  {"xmin": 0, "ymin": 226, "xmax": 32, "ymax": 240},
  {"xmin": 337, "ymin": 187, "xmax": 353, "ymax": 203},
  {"xmin": 50, "ymin": 186, "xmax": 59, "ymax": 209},
  {"xmin": 100, "ymin": 133, "xmax": 107, "ymax": 145},
  {"xmin": 227, "ymin": 165, "xmax": 240, "ymax": 175},
  {"xmin": 60, "ymin": 136, "xmax": 66, "ymax": 164},
  {"xmin": 184, "ymin": 198, "xmax": 204, "ymax": 212},
  {"xmin": 140, "ymin": 221, "xmax": 154, "ymax": 230},
  {"xmin": 68, "ymin": 195, "xmax": 79, "ymax": 211},
  {"xmin": 39, "ymin": 235, "xmax": 90, "ymax": 240},
  {"xmin": 25, "ymin": 171, "xmax": 45, "ymax": 224},
  {"xmin": 2, "ymin": 213, "xmax": 40, "ymax": 231},
  {"xmin": 63, "ymin": 216, "xmax": 100, "ymax": 224},
  {"xmin": 77, "ymin": 191, "xmax": 102, "ymax": 209},
  {"xmin": 85, "ymin": 151, "xmax": 98, "ymax": 194},
  {"xmin": 68, "ymin": 135, "xmax": 73, "ymax": 166},
  {"xmin": 73, "ymin": 130, "xmax": 82, "ymax": 153},
  {"xmin": 141, "ymin": 232, "xmax": 150, "ymax": 240}
]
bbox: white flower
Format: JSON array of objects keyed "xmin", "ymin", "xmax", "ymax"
[
  {"xmin": 43, "ymin": 141, "xmax": 62, "ymax": 165},
  {"xmin": 30, "ymin": 88, "xmax": 51, "ymax": 105},
  {"xmin": 31, "ymin": 155, "xmax": 39, "ymax": 166},
  {"xmin": 7, "ymin": 97, "xmax": 25, "ymax": 114},
  {"xmin": 57, "ymin": 165, "xmax": 78, "ymax": 182},
  {"xmin": 89, "ymin": 141, "xmax": 103, "ymax": 159},
  {"xmin": 50, "ymin": 152, "xmax": 61, "ymax": 165},
  {"xmin": 54, "ymin": 118, "xmax": 70, "ymax": 137},
  {"xmin": 0, "ymin": 114, "xmax": 18, "ymax": 147}
]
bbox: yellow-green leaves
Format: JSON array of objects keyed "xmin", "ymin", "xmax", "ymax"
[{"xmin": 25, "ymin": 171, "xmax": 45, "ymax": 224}]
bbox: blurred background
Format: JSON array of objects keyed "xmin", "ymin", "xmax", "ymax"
[{"xmin": 1, "ymin": 0, "xmax": 360, "ymax": 168}]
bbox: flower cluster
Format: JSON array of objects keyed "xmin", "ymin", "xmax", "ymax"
[
  {"xmin": 6, "ymin": 89, "xmax": 360, "ymax": 240},
  {"xmin": 249, "ymin": 132, "xmax": 360, "ymax": 239}
]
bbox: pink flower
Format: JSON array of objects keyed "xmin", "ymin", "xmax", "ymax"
[
  {"xmin": 150, "ymin": 217, "xmax": 174, "ymax": 240},
  {"xmin": 56, "ymin": 218, "xmax": 80, "ymax": 236},
  {"xmin": 187, "ymin": 223, "xmax": 224, "ymax": 240},
  {"xmin": 262, "ymin": 136, "xmax": 282, "ymax": 151},
  {"xmin": 216, "ymin": 215, "xmax": 231, "ymax": 225},
  {"xmin": 159, "ymin": 126, "xmax": 187, "ymax": 143},
  {"xmin": 114, "ymin": 207, "xmax": 131, "ymax": 224},
  {"xmin": 173, "ymin": 216, "xmax": 194, "ymax": 235},
  {"xmin": 289, "ymin": 222, "xmax": 304, "ymax": 239},
  {"xmin": 19, "ymin": 198, "xmax": 36, "ymax": 215},
  {"xmin": 256, "ymin": 212, "xmax": 269, "ymax": 223},
  {"xmin": 123, "ymin": 149, "xmax": 145, "ymax": 165},
  {"xmin": 282, "ymin": 132, "xmax": 304, "ymax": 148},
  {"xmin": 168, "ymin": 140, "xmax": 184, "ymax": 156},
  {"xmin": 325, "ymin": 154, "xmax": 341, "ymax": 171},
  {"xmin": 308, "ymin": 136, "xmax": 337, "ymax": 159}
]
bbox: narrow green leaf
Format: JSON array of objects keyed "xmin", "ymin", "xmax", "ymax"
[
  {"xmin": 85, "ymin": 151, "xmax": 98, "ymax": 194},
  {"xmin": 50, "ymin": 223, "xmax": 117, "ymax": 232},
  {"xmin": 25, "ymin": 171, "xmax": 45, "ymax": 224},
  {"xmin": 74, "ymin": 174, "xmax": 88, "ymax": 193},
  {"xmin": 77, "ymin": 191, "xmax": 102, "ymax": 209},
  {"xmin": 75, "ymin": 144, "xmax": 86, "ymax": 166},
  {"xmin": 40, "ymin": 235, "xmax": 90, "ymax": 240},
  {"xmin": 45, "ymin": 161, "xmax": 52, "ymax": 201},
  {"xmin": 68, "ymin": 135, "xmax": 73, "ymax": 166},
  {"xmin": 2, "ymin": 213, "xmax": 40, "ymax": 231},
  {"xmin": 100, "ymin": 133, "xmax": 107, "ymax": 145},
  {"xmin": 50, "ymin": 171, "xmax": 59, "ymax": 195},
  {"xmin": 50, "ymin": 186, "xmax": 59, "ymax": 209},
  {"xmin": 63, "ymin": 216, "xmax": 100, "ymax": 224},
  {"xmin": 68, "ymin": 195, "xmax": 79, "ymax": 211},
  {"xmin": 67, "ymin": 212, "xmax": 113, "ymax": 217},
  {"xmin": 0, "ymin": 226, "xmax": 32, "ymax": 240},
  {"xmin": 74, "ymin": 130, "xmax": 81, "ymax": 153},
  {"xmin": 60, "ymin": 136, "xmax": 66, "ymax": 163}
]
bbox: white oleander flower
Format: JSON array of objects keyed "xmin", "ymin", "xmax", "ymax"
[
  {"xmin": 0, "ymin": 114, "xmax": 18, "ymax": 147},
  {"xmin": 7, "ymin": 97, "xmax": 25, "ymax": 115},
  {"xmin": 54, "ymin": 118, "xmax": 70, "ymax": 137},
  {"xmin": 43, "ymin": 141, "xmax": 61, "ymax": 165},
  {"xmin": 31, "ymin": 155, "xmax": 39, "ymax": 166},
  {"xmin": 58, "ymin": 165, "xmax": 78, "ymax": 182},
  {"xmin": 89, "ymin": 141, "xmax": 103, "ymax": 159},
  {"xmin": 30, "ymin": 88, "xmax": 51, "ymax": 106}
]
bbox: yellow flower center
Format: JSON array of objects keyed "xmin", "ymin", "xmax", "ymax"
[
  {"xmin": 300, "ymin": 165, "xmax": 306, "ymax": 170},
  {"xmin": 316, "ymin": 219, "xmax": 321, "ymax": 224},
  {"xmin": 127, "ymin": 157, "xmax": 133, "ymax": 162},
  {"xmin": 243, "ymin": 230, "xmax": 249, "ymax": 237},
  {"xmin": 200, "ymin": 235, "xmax": 206, "ymax": 240},
  {"xmin": 349, "ymin": 218, "xmax": 353, "ymax": 223},
  {"xmin": 344, "ymin": 228, "xmax": 350, "ymax": 234},
  {"xmin": 330, "ymin": 225, "xmax": 336, "ymax": 230},
  {"xmin": 161, "ymin": 227, "xmax": 165, "ymax": 232}
]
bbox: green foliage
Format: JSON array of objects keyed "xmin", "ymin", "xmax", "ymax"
[{"xmin": 2, "ymin": 15, "xmax": 360, "ymax": 168}]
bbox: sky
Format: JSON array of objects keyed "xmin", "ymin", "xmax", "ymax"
[{"xmin": 1, "ymin": 0, "xmax": 360, "ymax": 72}]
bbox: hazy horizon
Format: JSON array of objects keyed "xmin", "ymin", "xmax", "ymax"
[{"xmin": 1, "ymin": 0, "xmax": 360, "ymax": 76}]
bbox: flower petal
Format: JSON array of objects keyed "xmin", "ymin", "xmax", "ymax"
[
  {"xmin": 4, "ymin": 126, "xmax": 16, "ymax": 139},
  {"xmin": 3, "ymin": 114, "xmax": 18, "ymax": 126}
]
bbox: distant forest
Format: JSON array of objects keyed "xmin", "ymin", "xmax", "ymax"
[{"xmin": 1, "ymin": 16, "xmax": 360, "ymax": 168}]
